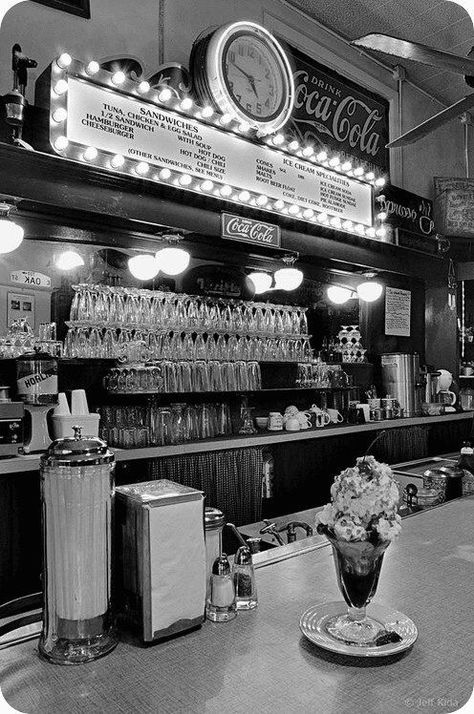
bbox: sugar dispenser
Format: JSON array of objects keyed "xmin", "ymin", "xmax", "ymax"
[{"xmin": 38, "ymin": 426, "xmax": 117, "ymax": 664}]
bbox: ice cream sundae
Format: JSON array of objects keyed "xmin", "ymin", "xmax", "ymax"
[{"xmin": 315, "ymin": 455, "xmax": 402, "ymax": 645}]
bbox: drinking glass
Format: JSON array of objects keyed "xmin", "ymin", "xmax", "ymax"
[{"xmin": 216, "ymin": 403, "xmax": 232, "ymax": 436}]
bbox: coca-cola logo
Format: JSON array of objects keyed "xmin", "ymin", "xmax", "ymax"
[
  {"xmin": 221, "ymin": 213, "xmax": 280, "ymax": 247},
  {"xmin": 293, "ymin": 70, "xmax": 384, "ymax": 158}
]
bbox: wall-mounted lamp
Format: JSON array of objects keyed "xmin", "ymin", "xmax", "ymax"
[
  {"xmin": 273, "ymin": 255, "xmax": 304, "ymax": 291},
  {"xmin": 0, "ymin": 202, "xmax": 24, "ymax": 254},
  {"xmin": 356, "ymin": 274, "xmax": 383, "ymax": 302},
  {"xmin": 155, "ymin": 234, "xmax": 190, "ymax": 276},
  {"xmin": 55, "ymin": 250, "xmax": 84, "ymax": 271},
  {"xmin": 326, "ymin": 285, "xmax": 354, "ymax": 305},
  {"xmin": 248, "ymin": 272, "xmax": 273, "ymax": 294},
  {"xmin": 128, "ymin": 253, "xmax": 160, "ymax": 281}
]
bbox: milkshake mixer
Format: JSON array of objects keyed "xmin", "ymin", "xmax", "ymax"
[{"xmin": 16, "ymin": 349, "xmax": 58, "ymax": 452}]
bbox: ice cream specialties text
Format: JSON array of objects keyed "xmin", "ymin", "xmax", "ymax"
[{"xmin": 316, "ymin": 455, "xmax": 402, "ymax": 542}]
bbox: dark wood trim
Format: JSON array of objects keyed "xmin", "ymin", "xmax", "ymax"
[
  {"xmin": 0, "ymin": 143, "xmax": 447, "ymax": 281},
  {"xmin": 30, "ymin": 0, "xmax": 90, "ymax": 19}
]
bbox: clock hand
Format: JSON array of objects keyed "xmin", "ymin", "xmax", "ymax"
[{"xmin": 230, "ymin": 61, "xmax": 260, "ymax": 99}]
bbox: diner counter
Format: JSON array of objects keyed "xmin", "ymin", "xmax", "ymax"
[
  {"xmin": 1, "ymin": 498, "xmax": 473, "ymax": 714},
  {"xmin": 0, "ymin": 411, "xmax": 472, "ymax": 476}
]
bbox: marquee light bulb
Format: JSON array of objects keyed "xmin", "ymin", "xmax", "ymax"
[
  {"xmin": 341, "ymin": 161, "xmax": 352, "ymax": 172},
  {"xmin": 353, "ymin": 166, "xmax": 364, "ymax": 176},
  {"xmin": 273, "ymin": 267, "xmax": 304, "ymax": 291},
  {"xmin": 274, "ymin": 199, "xmax": 285, "ymax": 211},
  {"xmin": 155, "ymin": 246, "xmax": 190, "ymax": 276},
  {"xmin": 54, "ymin": 79, "xmax": 68, "ymax": 96},
  {"xmin": 239, "ymin": 190, "xmax": 250, "ymax": 202},
  {"xmin": 329, "ymin": 156, "xmax": 340, "ymax": 167},
  {"xmin": 326, "ymin": 285, "xmax": 354, "ymax": 305},
  {"xmin": 54, "ymin": 250, "xmax": 84, "ymax": 271},
  {"xmin": 357, "ymin": 280, "xmax": 383, "ymax": 302},
  {"xmin": 318, "ymin": 213, "xmax": 328, "ymax": 223},
  {"xmin": 256, "ymin": 195, "xmax": 268, "ymax": 207},
  {"xmin": 86, "ymin": 60, "xmax": 100, "ymax": 76},
  {"xmin": 355, "ymin": 224, "xmax": 365, "ymax": 234},
  {"xmin": 302, "ymin": 146, "xmax": 314, "ymax": 157},
  {"xmin": 135, "ymin": 162, "xmax": 149, "ymax": 176},
  {"xmin": 179, "ymin": 174, "xmax": 192, "ymax": 186},
  {"xmin": 303, "ymin": 208, "xmax": 314, "ymax": 219},
  {"xmin": 377, "ymin": 211, "xmax": 388, "ymax": 221},
  {"xmin": 159, "ymin": 168, "xmax": 172, "ymax": 180},
  {"xmin": 52, "ymin": 107, "xmax": 67, "ymax": 123},
  {"xmin": 248, "ymin": 272, "xmax": 272, "ymax": 294},
  {"xmin": 288, "ymin": 204, "xmax": 300, "ymax": 215},
  {"xmin": 366, "ymin": 227, "xmax": 376, "ymax": 238},
  {"xmin": 83, "ymin": 146, "xmax": 98, "ymax": 162},
  {"xmin": 366, "ymin": 171, "xmax": 375, "ymax": 181},
  {"xmin": 220, "ymin": 185, "xmax": 232, "ymax": 197},
  {"xmin": 288, "ymin": 140, "xmax": 299, "ymax": 151},
  {"xmin": 138, "ymin": 81, "xmax": 150, "ymax": 94},
  {"xmin": 158, "ymin": 87, "xmax": 172, "ymax": 102},
  {"xmin": 0, "ymin": 218, "xmax": 24, "ymax": 254},
  {"xmin": 110, "ymin": 154, "xmax": 125, "ymax": 169},
  {"xmin": 57, "ymin": 53, "xmax": 72, "ymax": 69},
  {"xmin": 316, "ymin": 151, "xmax": 328, "ymax": 162},
  {"xmin": 375, "ymin": 177, "xmax": 386, "ymax": 187},
  {"xmin": 200, "ymin": 180, "xmax": 213, "ymax": 192},
  {"xmin": 238, "ymin": 121, "xmax": 250, "ymax": 133},
  {"xmin": 273, "ymin": 133, "xmax": 285, "ymax": 146},
  {"xmin": 376, "ymin": 227, "xmax": 387, "ymax": 238},
  {"xmin": 201, "ymin": 106, "xmax": 214, "ymax": 118},
  {"xmin": 330, "ymin": 216, "xmax": 342, "ymax": 228},
  {"xmin": 342, "ymin": 220, "xmax": 353, "ymax": 231},
  {"xmin": 180, "ymin": 97, "xmax": 193, "ymax": 111},
  {"xmin": 219, "ymin": 113, "xmax": 232, "ymax": 125},
  {"xmin": 111, "ymin": 71, "xmax": 126, "ymax": 86},
  {"xmin": 128, "ymin": 254, "xmax": 160, "ymax": 281},
  {"xmin": 54, "ymin": 136, "xmax": 69, "ymax": 151}
]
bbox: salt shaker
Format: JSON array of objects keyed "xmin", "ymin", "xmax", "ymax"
[
  {"xmin": 204, "ymin": 507, "xmax": 225, "ymax": 599},
  {"xmin": 206, "ymin": 554, "xmax": 237, "ymax": 622},
  {"xmin": 233, "ymin": 546, "xmax": 258, "ymax": 610}
]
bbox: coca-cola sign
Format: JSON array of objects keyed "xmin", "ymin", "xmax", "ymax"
[
  {"xmin": 283, "ymin": 44, "xmax": 390, "ymax": 173},
  {"xmin": 221, "ymin": 213, "xmax": 281, "ymax": 248}
]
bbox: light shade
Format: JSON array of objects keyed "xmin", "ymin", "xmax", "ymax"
[
  {"xmin": 273, "ymin": 267, "xmax": 303, "ymax": 291},
  {"xmin": 128, "ymin": 254, "xmax": 160, "ymax": 281},
  {"xmin": 357, "ymin": 280, "xmax": 383, "ymax": 302},
  {"xmin": 155, "ymin": 246, "xmax": 190, "ymax": 276},
  {"xmin": 326, "ymin": 285, "xmax": 354, "ymax": 305},
  {"xmin": 248, "ymin": 272, "xmax": 272, "ymax": 294},
  {"xmin": 55, "ymin": 250, "xmax": 84, "ymax": 271},
  {"xmin": 0, "ymin": 218, "xmax": 24, "ymax": 254}
]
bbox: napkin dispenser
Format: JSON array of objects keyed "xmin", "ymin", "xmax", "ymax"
[{"xmin": 114, "ymin": 480, "xmax": 206, "ymax": 642}]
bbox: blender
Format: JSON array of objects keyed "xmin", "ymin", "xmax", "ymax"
[{"xmin": 16, "ymin": 348, "xmax": 58, "ymax": 452}]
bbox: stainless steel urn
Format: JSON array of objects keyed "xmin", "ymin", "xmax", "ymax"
[{"xmin": 381, "ymin": 353, "xmax": 421, "ymax": 417}]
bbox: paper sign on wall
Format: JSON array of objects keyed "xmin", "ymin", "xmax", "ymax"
[{"xmin": 385, "ymin": 287, "xmax": 411, "ymax": 337}]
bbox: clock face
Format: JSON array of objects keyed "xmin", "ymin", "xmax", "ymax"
[{"xmin": 222, "ymin": 32, "xmax": 286, "ymax": 123}]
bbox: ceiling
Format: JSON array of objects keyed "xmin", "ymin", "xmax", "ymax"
[{"xmin": 286, "ymin": 0, "xmax": 474, "ymax": 106}]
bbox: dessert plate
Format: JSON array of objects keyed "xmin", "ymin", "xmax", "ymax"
[{"xmin": 300, "ymin": 601, "xmax": 418, "ymax": 657}]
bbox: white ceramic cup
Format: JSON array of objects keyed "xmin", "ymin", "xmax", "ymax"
[
  {"xmin": 314, "ymin": 411, "xmax": 331, "ymax": 427},
  {"xmin": 285, "ymin": 417, "xmax": 301, "ymax": 432},
  {"xmin": 326, "ymin": 408, "xmax": 343, "ymax": 423}
]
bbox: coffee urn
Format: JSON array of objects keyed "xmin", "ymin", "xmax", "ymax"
[
  {"xmin": 39, "ymin": 427, "xmax": 117, "ymax": 664},
  {"xmin": 381, "ymin": 353, "xmax": 421, "ymax": 417}
]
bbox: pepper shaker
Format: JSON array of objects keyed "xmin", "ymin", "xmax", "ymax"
[
  {"xmin": 233, "ymin": 546, "xmax": 258, "ymax": 610},
  {"xmin": 206, "ymin": 554, "xmax": 237, "ymax": 622}
]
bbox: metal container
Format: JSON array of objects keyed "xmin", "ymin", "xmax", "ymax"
[
  {"xmin": 423, "ymin": 464, "xmax": 464, "ymax": 503},
  {"xmin": 38, "ymin": 426, "xmax": 117, "ymax": 664},
  {"xmin": 381, "ymin": 353, "xmax": 421, "ymax": 417},
  {"xmin": 204, "ymin": 507, "xmax": 225, "ymax": 598}
]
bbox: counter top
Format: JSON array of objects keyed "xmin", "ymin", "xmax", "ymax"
[
  {"xmin": 1, "ymin": 498, "xmax": 473, "ymax": 714},
  {"xmin": 1, "ymin": 411, "xmax": 472, "ymax": 476}
]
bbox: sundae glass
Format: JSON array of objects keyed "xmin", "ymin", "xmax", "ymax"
[{"xmin": 315, "ymin": 455, "xmax": 401, "ymax": 646}]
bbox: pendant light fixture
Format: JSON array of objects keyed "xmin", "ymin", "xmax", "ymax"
[
  {"xmin": 356, "ymin": 273, "xmax": 383, "ymax": 302},
  {"xmin": 155, "ymin": 234, "xmax": 190, "ymax": 276},
  {"xmin": 55, "ymin": 250, "xmax": 85, "ymax": 271},
  {"xmin": 248, "ymin": 272, "xmax": 273, "ymax": 294},
  {"xmin": 273, "ymin": 254, "xmax": 304, "ymax": 291},
  {"xmin": 326, "ymin": 285, "xmax": 354, "ymax": 305},
  {"xmin": 0, "ymin": 202, "xmax": 24, "ymax": 254},
  {"xmin": 128, "ymin": 253, "xmax": 160, "ymax": 281}
]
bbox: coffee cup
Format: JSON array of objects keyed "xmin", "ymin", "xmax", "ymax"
[
  {"xmin": 314, "ymin": 410, "xmax": 331, "ymax": 427},
  {"xmin": 356, "ymin": 403, "xmax": 371, "ymax": 422},
  {"xmin": 296, "ymin": 410, "xmax": 312, "ymax": 429},
  {"xmin": 326, "ymin": 408, "xmax": 343, "ymax": 424},
  {"xmin": 438, "ymin": 390, "xmax": 456, "ymax": 406},
  {"xmin": 285, "ymin": 416, "xmax": 301, "ymax": 432}
]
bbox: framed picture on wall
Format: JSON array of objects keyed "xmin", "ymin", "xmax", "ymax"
[{"xmin": 31, "ymin": 0, "xmax": 90, "ymax": 19}]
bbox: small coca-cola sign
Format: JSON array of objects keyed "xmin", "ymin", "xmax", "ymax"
[{"xmin": 221, "ymin": 213, "xmax": 281, "ymax": 248}]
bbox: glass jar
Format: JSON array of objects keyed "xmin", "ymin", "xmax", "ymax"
[
  {"xmin": 204, "ymin": 507, "xmax": 225, "ymax": 599},
  {"xmin": 38, "ymin": 427, "xmax": 117, "ymax": 664}
]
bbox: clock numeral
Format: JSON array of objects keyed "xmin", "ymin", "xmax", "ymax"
[
  {"xmin": 265, "ymin": 69, "xmax": 270, "ymax": 80},
  {"xmin": 238, "ymin": 45, "xmax": 244, "ymax": 56},
  {"xmin": 265, "ymin": 98, "xmax": 270, "ymax": 108},
  {"xmin": 256, "ymin": 102, "xmax": 262, "ymax": 115},
  {"xmin": 268, "ymin": 86, "xmax": 274, "ymax": 97},
  {"xmin": 229, "ymin": 80, "xmax": 234, "ymax": 91},
  {"xmin": 246, "ymin": 102, "xmax": 252, "ymax": 112},
  {"xmin": 247, "ymin": 47, "xmax": 255, "ymax": 59},
  {"xmin": 229, "ymin": 50, "xmax": 235, "ymax": 62}
]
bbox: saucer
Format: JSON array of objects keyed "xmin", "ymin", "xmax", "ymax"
[{"xmin": 299, "ymin": 601, "xmax": 418, "ymax": 657}]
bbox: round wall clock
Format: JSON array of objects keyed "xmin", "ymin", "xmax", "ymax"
[{"xmin": 191, "ymin": 21, "xmax": 295, "ymax": 135}]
